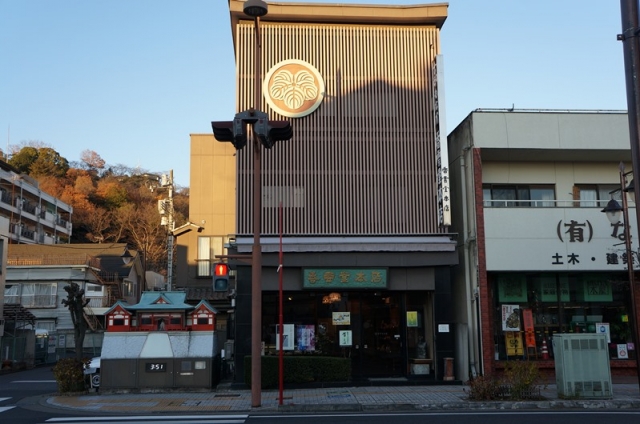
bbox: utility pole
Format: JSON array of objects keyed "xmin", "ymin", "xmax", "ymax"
[
  {"xmin": 619, "ymin": 0, "xmax": 640, "ymax": 392},
  {"xmin": 144, "ymin": 170, "xmax": 175, "ymax": 290},
  {"xmin": 165, "ymin": 170, "xmax": 175, "ymax": 290}
]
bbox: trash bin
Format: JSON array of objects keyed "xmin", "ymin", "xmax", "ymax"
[{"xmin": 443, "ymin": 357, "xmax": 454, "ymax": 381}]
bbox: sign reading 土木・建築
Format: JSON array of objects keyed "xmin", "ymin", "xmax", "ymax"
[{"xmin": 303, "ymin": 268, "xmax": 387, "ymax": 289}]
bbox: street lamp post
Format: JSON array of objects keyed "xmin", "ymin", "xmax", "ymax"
[
  {"xmin": 601, "ymin": 162, "xmax": 640, "ymax": 391},
  {"xmin": 244, "ymin": 0, "xmax": 268, "ymax": 408},
  {"xmin": 212, "ymin": 1, "xmax": 291, "ymax": 407}
]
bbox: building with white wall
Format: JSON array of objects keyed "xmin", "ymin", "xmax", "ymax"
[{"xmin": 448, "ymin": 109, "xmax": 639, "ymax": 381}]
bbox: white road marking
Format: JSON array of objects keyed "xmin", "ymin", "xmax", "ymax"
[
  {"xmin": 11, "ymin": 380, "xmax": 57, "ymax": 383},
  {"xmin": 46, "ymin": 415, "xmax": 248, "ymax": 422}
]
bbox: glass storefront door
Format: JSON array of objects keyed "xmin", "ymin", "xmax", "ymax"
[
  {"xmin": 260, "ymin": 290, "xmax": 433, "ymax": 380},
  {"xmin": 351, "ymin": 292, "xmax": 403, "ymax": 378}
]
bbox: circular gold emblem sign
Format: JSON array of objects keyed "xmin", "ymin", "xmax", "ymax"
[{"xmin": 263, "ymin": 59, "xmax": 325, "ymax": 118}]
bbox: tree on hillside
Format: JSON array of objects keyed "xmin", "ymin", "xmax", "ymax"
[
  {"xmin": 4, "ymin": 144, "xmax": 190, "ymax": 276},
  {"xmin": 80, "ymin": 149, "xmax": 106, "ymax": 172},
  {"xmin": 36, "ymin": 174, "xmax": 66, "ymax": 198},
  {"xmin": 8, "ymin": 146, "xmax": 69, "ymax": 177},
  {"xmin": 30, "ymin": 147, "xmax": 69, "ymax": 177},
  {"xmin": 114, "ymin": 202, "xmax": 168, "ymax": 274},
  {"xmin": 8, "ymin": 146, "xmax": 39, "ymax": 173},
  {"xmin": 173, "ymin": 187, "xmax": 189, "ymax": 222},
  {"xmin": 95, "ymin": 179, "xmax": 129, "ymax": 209}
]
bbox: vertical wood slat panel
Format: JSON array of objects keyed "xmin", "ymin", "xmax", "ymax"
[{"xmin": 235, "ymin": 22, "xmax": 441, "ymax": 236}]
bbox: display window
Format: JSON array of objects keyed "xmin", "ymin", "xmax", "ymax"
[{"xmin": 492, "ymin": 272, "xmax": 635, "ymax": 361}]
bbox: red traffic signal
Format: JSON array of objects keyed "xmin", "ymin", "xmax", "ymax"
[
  {"xmin": 213, "ymin": 262, "xmax": 229, "ymax": 292},
  {"xmin": 214, "ymin": 263, "xmax": 229, "ymax": 276}
]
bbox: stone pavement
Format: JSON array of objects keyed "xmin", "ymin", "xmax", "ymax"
[{"xmin": 43, "ymin": 383, "xmax": 640, "ymax": 413}]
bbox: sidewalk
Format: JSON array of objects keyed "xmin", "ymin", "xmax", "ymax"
[{"xmin": 43, "ymin": 383, "xmax": 640, "ymax": 413}]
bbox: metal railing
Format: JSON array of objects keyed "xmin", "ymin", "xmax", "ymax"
[
  {"xmin": 483, "ymin": 199, "xmax": 635, "ymax": 208},
  {"xmin": 86, "ymin": 296, "xmax": 110, "ymax": 308}
]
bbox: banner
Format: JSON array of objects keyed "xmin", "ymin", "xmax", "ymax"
[
  {"xmin": 296, "ymin": 325, "xmax": 315, "ymax": 352},
  {"xmin": 276, "ymin": 324, "xmax": 294, "ymax": 351},
  {"xmin": 501, "ymin": 305, "xmax": 521, "ymax": 332}
]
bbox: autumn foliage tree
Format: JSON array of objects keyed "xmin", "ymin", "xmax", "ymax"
[{"xmin": 5, "ymin": 145, "xmax": 189, "ymax": 275}]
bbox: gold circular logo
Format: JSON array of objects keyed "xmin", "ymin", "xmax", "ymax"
[{"xmin": 263, "ymin": 59, "xmax": 325, "ymax": 118}]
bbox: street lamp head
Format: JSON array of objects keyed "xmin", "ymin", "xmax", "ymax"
[
  {"xmin": 121, "ymin": 248, "xmax": 134, "ymax": 265},
  {"xmin": 601, "ymin": 198, "xmax": 624, "ymax": 224},
  {"xmin": 625, "ymin": 178, "xmax": 636, "ymax": 203},
  {"xmin": 244, "ymin": 0, "xmax": 268, "ymax": 18}
]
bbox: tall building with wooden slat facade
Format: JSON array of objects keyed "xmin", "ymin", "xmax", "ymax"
[{"xmin": 181, "ymin": 1, "xmax": 458, "ymax": 384}]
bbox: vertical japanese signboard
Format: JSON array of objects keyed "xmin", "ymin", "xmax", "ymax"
[
  {"xmin": 522, "ymin": 309, "xmax": 536, "ymax": 349},
  {"xmin": 505, "ymin": 332, "xmax": 524, "ymax": 356},
  {"xmin": 432, "ymin": 54, "xmax": 450, "ymax": 227}
]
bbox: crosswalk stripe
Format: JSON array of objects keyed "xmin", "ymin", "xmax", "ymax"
[
  {"xmin": 46, "ymin": 415, "xmax": 248, "ymax": 422},
  {"xmin": 12, "ymin": 380, "xmax": 57, "ymax": 383},
  {"xmin": 47, "ymin": 421, "xmax": 243, "ymax": 424},
  {"xmin": 0, "ymin": 406, "xmax": 15, "ymax": 413},
  {"xmin": 0, "ymin": 397, "xmax": 10, "ymax": 402}
]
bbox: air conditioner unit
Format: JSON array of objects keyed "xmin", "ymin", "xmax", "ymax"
[
  {"xmin": 553, "ymin": 333, "xmax": 612, "ymax": 399},
  {"xmin": 224, "ymin": 340, "xmax": 234, "ymax": 360}
]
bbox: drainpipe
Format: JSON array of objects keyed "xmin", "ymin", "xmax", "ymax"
[{"xmin": 460, "ymin": 147, "xmax": 481, "ymax": 378}]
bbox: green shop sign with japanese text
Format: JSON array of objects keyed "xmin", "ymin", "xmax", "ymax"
[
  {"xmin": 303, "ymin": 268, "xmax": 388, "ymax": 289},
  {"xmin": 498, "ymin": 274, "xmax": 527, "ymax": 302}
]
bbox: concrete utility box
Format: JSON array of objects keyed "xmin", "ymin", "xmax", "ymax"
[
  {"xmin": 553, "ymin": 333, "xmax": 612, "ymax": 399},
  {"xmin": 101, "ymin": 331, "xmax": 220, "ymax": 390}
]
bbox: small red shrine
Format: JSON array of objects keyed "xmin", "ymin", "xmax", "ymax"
[{"xmin": 105, "ymin": 291, "xmax": 217, "ymax": 332}]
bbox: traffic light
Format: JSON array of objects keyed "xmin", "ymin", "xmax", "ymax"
[
  {"xmin": 254, "ymin": 119, "xmax": 293, "ymax": 148},
  {"xmin": 213, "ymin": 263, "xmax": 229, "ymax": 292},
  {"xmin": 213, "ymin": 111, "xmax": 291, "ymax": 149},
  {"xmin": 211, "ymin": 119, "xmax": 247, "ymax": 150}
]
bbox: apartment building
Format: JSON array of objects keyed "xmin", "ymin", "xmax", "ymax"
[{"xmin": 0, "ymin": 161, "xmax": 72, "ymax": 245}]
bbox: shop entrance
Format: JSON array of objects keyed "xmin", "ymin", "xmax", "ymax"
[{"xmin": 350, "ymin": 292, "xmax": 403, "ymax": 379}]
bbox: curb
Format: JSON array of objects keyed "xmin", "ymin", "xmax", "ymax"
[{"xmin": 275, "ymin": 399, "xmax": 640, "ymax": 413}]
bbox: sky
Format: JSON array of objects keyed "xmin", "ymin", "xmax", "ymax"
[{"xmin": 0, "ymin": 1, "xmax": 628, "ymax": 187}]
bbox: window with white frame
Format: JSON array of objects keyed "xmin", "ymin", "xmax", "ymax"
[
  {"xmin": 20, "ymin": 283, "xmax": 57, "ymax": 307},
  {"xmin": 85, "ymin": 283, "xmax": 103, "ymax": 295},
  {"xmin": 197, "ymin": 236, "xmax": 227, "ymax": 277},
  {"xmin": 483, "ymin": 184, "xmax": 555, "ymax": 207},
  {"xmin": 122, "ymin": 279, "xmax": 134, "ymax": 298},
  {"xmin": 576, "ymin": 184, "xmax": 620, "ymax": 207},
  {"xmin": 4, "ymin": 285, "xmax": 19, "ymax": 303}
]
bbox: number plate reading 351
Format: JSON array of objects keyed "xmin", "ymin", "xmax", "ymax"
[{"xmin": 146, "ymin": 363, "xmax": 166, "ymax": 372}]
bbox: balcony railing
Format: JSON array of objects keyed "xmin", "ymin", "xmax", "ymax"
[
  {"xmin": 20, "ymin": 227, "xmax": 34, "ymax": 240},
  {"xmin": 21, "ymin": 295, "xmax": 57, "ymax": 308},
  {"xmin": 86, "ymin": 296, "xmax": 110, "ymax": 308},
  {"xmin": 22, "ymin": 202, "xmax": 36, "ymax": 215},
  {"xmin": 0, "ymin": 191, "xmax": 12, "ymax": 205},
  {"xmin": 483, "ymin": 199, "xmax": 633, "ymax": 208}
]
